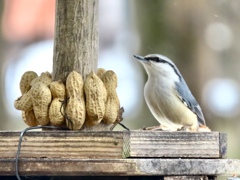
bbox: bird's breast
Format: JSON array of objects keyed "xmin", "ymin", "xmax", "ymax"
[{"xmin": 144, "ymin": 78, "xmax": 198, "ymax": 130}]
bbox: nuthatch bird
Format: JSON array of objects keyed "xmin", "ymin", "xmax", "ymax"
[{"xmin": 134, "ymin": 54, "xmax": 209, "ymax": 131}]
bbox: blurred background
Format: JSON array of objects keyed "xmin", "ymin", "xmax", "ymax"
[{"xmin": 0, "ymin": 0, "xmax": 240, "ymax": 162}]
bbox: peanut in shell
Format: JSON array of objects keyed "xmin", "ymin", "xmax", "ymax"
[
  {"xmin": 84, "ymin": 71, "xmax": 107, "ymax": 126},
  {"xmin": 22, "ymin": 110, "xmax": 38, "ymax": 127},
  {"xmin": 20, "ymin": 71, "xmax": 38, "ymax": 94},
  {"xmin": 65, "ymin": 71, "xmax": 86, "ymax": 130},
  {"xmin": 31, "ymin": 82, "xmax": 52, "ymax": 125},
  {"xmin": 14, "ymin": 89, "xmax": 33, "ymax": 111},
  {"xmin": 101, "ymin": 70, "xmax": 120, "ymax": 124}
]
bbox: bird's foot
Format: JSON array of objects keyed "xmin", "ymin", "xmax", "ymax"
[
  {"xmin": 142, "ymin": 125, "xmax": 171, "ymax": 131},
  {"xmin": 177, "ymin": 126, "xmax": 190, "ymax": 132},
  {"xmin": 198, "ymin": 125, "xmax": 211, "ymax": 132},
  {"xmin": 178, "ymin": 125, "xmax": 212, "ymax": 132},
  {"xmin": 177, "ymin": 125, "xmax": 198, "ymax": 132}
]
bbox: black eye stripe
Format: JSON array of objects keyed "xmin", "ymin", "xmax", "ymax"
[
  {"xmin": 145, "ymin": 57, "xmax": 160, "ymax": 62},
  {"xmin": 145, "ymin": 57, "xmax": 182, "ymax": 81}
]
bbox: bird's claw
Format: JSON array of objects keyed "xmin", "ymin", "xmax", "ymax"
[{"xmin": 142, "ymin": 125, "xmax": 171, "ymax": 131}]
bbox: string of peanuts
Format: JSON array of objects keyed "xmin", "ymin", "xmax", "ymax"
[{"xmin": 14, "ymin": 68, "xmax": 124, "ymax": 130}]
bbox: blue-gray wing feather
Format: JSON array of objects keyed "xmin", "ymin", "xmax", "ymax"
[{"xmin": 175, "ymin": 80, "xmax": 206, "ymax": 125}]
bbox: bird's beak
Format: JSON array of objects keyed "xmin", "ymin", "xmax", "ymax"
[{"xmin": 133, "ymin": 55, "xmax": 148, "ymax": 63}]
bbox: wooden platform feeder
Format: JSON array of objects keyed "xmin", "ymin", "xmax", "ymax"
[
  {"xmin": 0, "ymin": 131, "xmax": 240, "ymax": 179},
  {"xmin": 1, "ymin": 0, "xmax": 240, "ymax": 179}
]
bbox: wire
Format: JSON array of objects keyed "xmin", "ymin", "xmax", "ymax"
[
  {"xmin": 59, "ymin": 98, "xmax": 73, "ymax": 130},
  {"xmin": 15, "ymin": 117, "xmax": 129, "ymax": 179},
  {"xmin": 15, "ymin": 126, "xmax": 62, "ymax": 180},
  {"xmin": 118, "ymin": 122, "xmax": 130, "ymax": 131}
]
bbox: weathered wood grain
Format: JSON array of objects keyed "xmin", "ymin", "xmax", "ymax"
[
  {"xmin": 0, "ymin": 131, "xmax": 123, "ymax": 159},
  {"xmin": 52, "ymin": 0, "xmax": 99, "ymax": 81},
  {"xmin": 0, "ymin": 131, "xmax": 238, "ymax": 177},
  {"xmin": 51, "ymin": 0, "xmax": 112, "ymax": 131},
  {"xmin": 0, "ymin": 131, "xmax": 226, "ymax": 159},
  {"xmin": 123, "ymin": 131, "xmax": 227, "ymax": 158},
  {"xmin": 0, "ymin": 158, "xmax": 240, "ymax": 176},
  {"xmin": 164, "ymin": 176, "xmax": 216, "ymax": 180}
]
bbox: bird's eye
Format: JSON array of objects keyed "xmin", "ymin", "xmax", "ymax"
[
  {"xmin": 150, "ymin": 57, "xmax": 160, "ymax": 62},
  {"xmin": 145, "ymin": 56, "xmax": 162, "ymax": 62}
]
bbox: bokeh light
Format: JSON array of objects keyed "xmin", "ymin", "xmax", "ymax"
[
  {"xmin": 205, "ymin": 22, "xmax": 233, "ymax": 51},
  {"xmin": 202, "ymin": 78, "xmax": 240, "ymax": 118}
]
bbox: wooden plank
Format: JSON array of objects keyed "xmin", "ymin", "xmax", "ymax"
[
  {"xmin": 164, "ymin": 176, "xmax": 216, "ymax": 180},
  {"xmin": 0, "ymin": 131, "xmax": 238, "ymax": 177},
  {"xmin": 0, "ymin": 158, "xmax": 240, "ymax": 176},
  {"xmin": 0, "ymin": 131, "xmax": 123, "ymax": 159},
  {"xmin": 123, "ymin": 131, "xmax": 226, "ymax": 158},
  {"xmin": 220, "ymin": 133, "xmax": 227, "ymax": 158},
  {"xmin": 0, "ymin": 131, "xmax": 227, "ymax": 159}
]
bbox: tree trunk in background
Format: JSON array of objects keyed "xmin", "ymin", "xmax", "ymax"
[{"xmin": 52, "ymin": 0, "xmax": 98, "ymax": 82}]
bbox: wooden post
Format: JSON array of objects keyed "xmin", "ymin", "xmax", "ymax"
[
  {"xmin": 52, "ymin": 0, "xmax": 98, "ymax": 82},
  {"xmin": 51, "ymin": 0, "xmax": 112, "ymax": 131}
]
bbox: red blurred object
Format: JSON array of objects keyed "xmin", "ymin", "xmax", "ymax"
[{"xmin": 2, "ymin": 0, "xmax": 55, "ymax": 43}]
